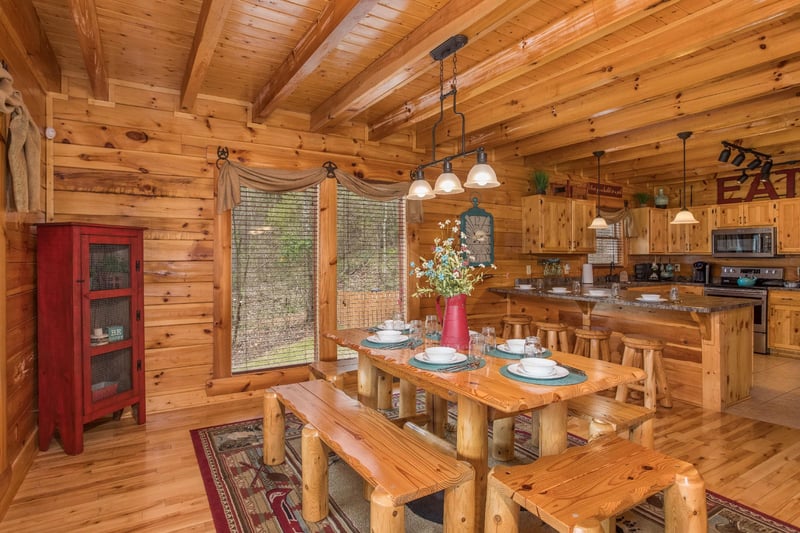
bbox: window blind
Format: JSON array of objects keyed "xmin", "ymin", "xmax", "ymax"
[{"xmin": 588, "ymin": 222, "xmax": 624, "ymax": 266}]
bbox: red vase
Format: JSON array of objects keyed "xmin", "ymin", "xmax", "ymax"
[{"xmin": 438, "ymin": 293, "xmax": 470, "ymax": 351}]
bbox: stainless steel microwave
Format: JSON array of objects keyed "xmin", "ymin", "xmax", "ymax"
[{"xmin": 711, "ymin": 226, "xmax": 777, "ymax": 258}]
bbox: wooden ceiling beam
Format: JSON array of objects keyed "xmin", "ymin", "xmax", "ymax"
[
  {"xmin": 368, "ymin": 0, "xmax": 679, "ymax": 141},
  {"xmin": 308, "ymin": 0, "xmax": 537, "ymax": 132},
  {"xmin": 180, "ymin": 0, "xmax": 234, "ymax": 112},
  {"xmin": 66, "ymin": 0, "xmax": 108, "ymax": 100},
  {"xmin": 420, "ymin": 0, "xmax": 800, "ymax": 151},
  {"xmin": 252, "ymin": 0, "xmax": 380, "ymax": 120},
  {"xmin": 0, "ymin": 0, "xmax": 60, "ymax": 92}
]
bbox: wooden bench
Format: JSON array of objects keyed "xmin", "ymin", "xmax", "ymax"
[
  {"xmin": 263, "ymin": 380, "xmax": 475, "ymax": 532},
  {"xmin": 308, "ymin": 358, "xmax": 359, "ymax": 390},
  {"xmin": 567, "ymin": 394, "xmax": 656, "ymax": 448},
  {"xmin": 485, "ymin": 436, "xmax": 707, "ymax": 533}
]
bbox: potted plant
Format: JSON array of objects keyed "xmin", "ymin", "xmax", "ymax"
[
  {"xmin": 530, "ymin": 169, "xmax": 549, "ymax": 195},
  {"xmin": 633, "ymin": 192, "xmax": 651, "ymax": 207}
]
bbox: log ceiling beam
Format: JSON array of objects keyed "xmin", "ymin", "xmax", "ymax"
[
  {"xmin": 368, "ymin": 0, "xmax": 679, "ymax": 141},
  {"xmin": 180, "ymin": 0, "xmax": 234, "ymax": 112},
  {"xmin": 308, "ymin": 0, "xmax": 537, "ymax": 132},
  {"xmin": 66, "ymin": 0, "xmax": 108, "ymax": 101},
  {"xmin": 0, "ymin": 0, "xmax": 60, "ymax": 92},
  {"xmin": 418, "ymin": 0, "xmax": 800, "ymax": 153},
  {"xmin": 252, "ymin": 0, "xmax": 380, "ymax": 120}
]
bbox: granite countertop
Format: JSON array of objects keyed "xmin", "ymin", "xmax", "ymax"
[{"xmin": 489, "ymin": 286, "xmax": 755, "ymax": 313}]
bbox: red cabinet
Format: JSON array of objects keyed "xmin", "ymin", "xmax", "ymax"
[{"xmin": 37, "ymin": 223, "xmax": 145, "ymax": 454}]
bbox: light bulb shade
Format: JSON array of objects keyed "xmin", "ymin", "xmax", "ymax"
[
  {"xmin": 731, "ymin": 151, "xmax": 746, "ymax": 166},
  {"xmin": 670, "ymin": 208, "xmax": 699, "ymax": 225},
  {"xmin": 737, "ymin": 171, "xmax": 749, "ymax": 184},
  {"xmin": 408, "ymin": 171, "xmax": 436, "ymax": 200},
  {"xmin": 747, "ymin": 158, "xmax": 762, "ymax": 170},
  {"xmin": 718, "ymin": 146, "xmax": 731, "ymax": 163},
  {"xmin": 588, "ymin": 216, "xmax": 608, "ymax": 230},
  {"xmin": 464, "ymin": 163, "xmax": 499, "ymax": 188},
  {"xmin": 434, "ymin": 171, "xmax": 463, "ymax": 194}
]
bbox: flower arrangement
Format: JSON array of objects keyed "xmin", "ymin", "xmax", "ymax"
[{"xmin": 410, "ymin": 219, "xmax": 496, "ymax": 298}]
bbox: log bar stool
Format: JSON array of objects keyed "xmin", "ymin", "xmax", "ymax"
[
  {"xmin": 485, "ymin": 436, "xmax": 707, "ymax": 533},
  {"xmin": 572, "ymin": 327, "xmax": 611, "ymax": 362},
  {"xmin": 501, "ymin": 314, "xmax": 532, "ymax": 339},
  {"xmin": 616, "ymin": 334, "xmax": 673, "ymax": 409},
  {"xmin": 535, "ymin": 321, "xmax": 570, "ymax": 352}
]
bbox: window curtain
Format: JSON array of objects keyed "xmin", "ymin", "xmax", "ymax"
[
  {"xmin": 217, "ymin": 159, "xmax": 422, "ymax": 222},
  {"xmin": 0, "ymin": 65, "xmax": 40, "ymax": 212},
  {"xmin": 598, "ymin": 206, "xmax": 636, "ymax": 237}
]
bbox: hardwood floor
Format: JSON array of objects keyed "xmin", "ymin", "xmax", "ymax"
[{"xmin": 2, "ymin": 372, "xmax": 799, "ymax": 532}]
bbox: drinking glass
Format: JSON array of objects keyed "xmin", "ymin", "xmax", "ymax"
[
  {"xmin": 669, "ymin": 286, "xmax": 680, "ymax": 302},
  {"xmin": 481, "ymin": 326, "xmax": 496, "ymax": 353},
  {"xmin": 392, "ymin": 311, "xmax": 405, "ymax": 330},
  {"xmin": 469, "ymin": 333, "xmax": 485, "ymax": 364},
  {"xmin": 611, "ymin": 282, "xmax": 620, "ymax": 299},
  {"xmin": 524, "ymin": 336, "xmax": 544, "ymax": 357},
  {"xmin": 572, "ymin": 280, "xmax": 582, "ymax": 294},
  {"xmin": 424, "ymin": 314, "xmax": 439, "ymax": 341},
  {"xmin": 408, "ymin": 319, "xmax": 423, "ymax": 345},
  {"xmin": 535, "ymin": 278, "xmax": 544, "ymax": 293}
]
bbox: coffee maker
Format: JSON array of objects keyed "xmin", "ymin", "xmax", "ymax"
[{"xmin": 693, "ymin": 261, "xmax": 711, "ymax": 284}]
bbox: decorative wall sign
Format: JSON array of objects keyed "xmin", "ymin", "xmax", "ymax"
[
  {"xmin": 460, "ymin": 198, "xmax": 494, "ymax": 266},
  {"xmin": 716, "ymin": 168, "xmax": 799, "ymax": 203},
  {"xmin": 587, "ymin": 181, "xmax": 624, "ymax": 198}
]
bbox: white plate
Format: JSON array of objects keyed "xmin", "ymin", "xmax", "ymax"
[
  {"xmin": 549, "ymin": 288, "xmax": 569, "ymax": 294},
  {"xmin": 636, "ymin": 296, "xmax": 666, "ymax": 302},
  {"xmin": 588, "ymin": 289, "xmax": 610, "ymax": 297},
  {"xmin": 377, "ymin": 324, "xmax": 409, "ymax": 330},
  {"xmin": 368, "ymin": 334, "xmax": 409, "ymax": 344},
  {"xmin": 508, "ymin": 363, "xmax": 569, "ymax": 380},
  {"xmin": 517, "ymin": 284, "xmax": 532, "ymax": 290},
  {"xmin": 414, "ymin": 352, "xmax": 467, "ymax": 365},
  {"xmin": 496, "ymin": 343, "xmax": 525, "ymax": 355}
]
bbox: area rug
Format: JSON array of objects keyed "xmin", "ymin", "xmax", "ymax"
[{"xmin": 191, "ymin": 399, "xmax": 799, "ymax": 533}]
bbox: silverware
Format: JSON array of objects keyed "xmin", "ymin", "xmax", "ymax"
[
  {"xmin": 443, "ymin": 361, "xmax": 479, "ymax": 373},
  {"xmin": 558, "ymin": 363, "xmax": 587, "ymax": 376}
]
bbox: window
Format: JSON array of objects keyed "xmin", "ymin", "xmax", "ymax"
[
  {"xmin": 230, "ymin": 186, "xmax": 318, "ymax": 373},
  {"xmin": 336, "ymin": 187, "xmax": 406, "ymax": 357},
  {"xmin": 588, "ymin": 222, "xmax": 624, "ymax": 266}
]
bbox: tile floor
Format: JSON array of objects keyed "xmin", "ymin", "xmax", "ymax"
[{"xmin": 724, "ymin": 354, "xmax": 800, "ymax": 429}]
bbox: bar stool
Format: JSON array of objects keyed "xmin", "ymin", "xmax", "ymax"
[
  {"xmin": 534, "ymin": 321, "xmax": 570, "ymax": 352},
  {"xmin": 501, "ymin": 314, "xmax": 532, "ymax": 339},
  {"xmin": 616, "ymin": 334, "xmax": 672, "ymax": 409},
  {"xmin": 572, "ymin": 327, "xmax": 611, "ymax": 362}
]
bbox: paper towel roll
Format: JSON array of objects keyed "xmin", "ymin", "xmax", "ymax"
[{"xmin": 582, "ymin": 264, "xmax": 594, "ymax": 284}]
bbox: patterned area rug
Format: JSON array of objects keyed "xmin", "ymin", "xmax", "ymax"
[{"xmin": 191, "ymin": 398, "xmax": 799, "ymax": 532}]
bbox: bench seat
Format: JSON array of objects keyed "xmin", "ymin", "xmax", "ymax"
[
  {"xmin": 263, "ymin": 379, "xmax": 475, "ymax": 532},
  {"xmin": 567, "ymin": 393, "xmax": 655, "ymax": 447}
]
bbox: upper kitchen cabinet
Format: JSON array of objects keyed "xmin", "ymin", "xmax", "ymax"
[
  {"xmin": 522, "ymin": 196, "xmax": 596, "ymax": 254},
  {"xmin": 666, "ymin": 206, "xmax": 714, "ymax": 254},
  {"xmin": 714, "ymin": 200, "xmax": 776, "ymax": 228},
  {"xmin": 776, "ymin": 198, "xmax": 800, "ymax": 253},
  {"xmin": 628, "ymin": 208, "xmax": 668, "ymax": 255}
]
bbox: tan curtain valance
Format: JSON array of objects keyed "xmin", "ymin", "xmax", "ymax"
[
  {"xmin": 216, "ymin": 159, "xmax": 421, "ymax": 222},
  {"xmin": 1, "ymin": 65, "xmax": 40, "ymax": 212},
  {"xmin": 598, "ymin": 207, "xmax": 637, "ymax": 237}
]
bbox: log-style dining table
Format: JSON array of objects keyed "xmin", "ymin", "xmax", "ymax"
[{"xmin": 323, "ymin": 328, "xmax": 646, "ymax": 530}]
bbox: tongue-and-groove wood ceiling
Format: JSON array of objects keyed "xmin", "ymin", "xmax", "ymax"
[{"xmin": 12, "ymin": 0, "xmax": 800, "ymax": 188}]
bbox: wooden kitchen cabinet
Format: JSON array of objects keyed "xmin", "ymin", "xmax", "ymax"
[
  {"xmin": 666, "ymin": 206, "xmax": 714, "ymax": 254},
  {"xmin": 714, "ymin": 200, "xmax": 775, "ymax": 228},
  {"xmin": 521, "ymin": 196, "xmax": 596, "ymax": 253},
  {"xmin": 776, "ymin": 198, "xmax": 800, "ymax": 253},
  {"xmin": 628, "ymin": 207, "xmax": 668, "ymax": 254},
  {"xmin": 37, "ymin": 223, "xmax": 146, "ymax": 454},
  {"xmin": 768, "ymin": 289, "xmax": 800, "ymax": 358}
]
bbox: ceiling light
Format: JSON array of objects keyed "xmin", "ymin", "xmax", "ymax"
[
  {"xmin": 671, "ymin": 131, "xmax": 699, "ymax": 225},
  {"xmin": 408, "ymin": 169, "xmax": 436, "ymax": 199},
  {"xmin": 433, "ymin": 159, "xmax": 464, "ymax": 194},
  {"xmin": 407, "ymin": 35, "xmax": 498, "ymax": 199},
  {"xmin": 588, "ymin": 150, "xmax": 608, "ymax": 230},
  {"xmin": 731, "ymin": 151, "xmax": 746, "ymax": 166},
  {"xmin": 747, "ymin": 157, "xmax": 762, "ymax": 170},
  {"xmin": 737, "ymin": 170, "xmax": 749, "ymax": 184},
  {"xmin": 718, "ymin": 143, "xmax": 731, "ymax": 163},
  {"xmin": 760, "ymin": 159, "xmax": 773, "ymax": 182}
]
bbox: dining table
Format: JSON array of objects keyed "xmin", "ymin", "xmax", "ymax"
[{"xmin": 322, "ymin": 328, "xmax": 646, "ymax": 531}]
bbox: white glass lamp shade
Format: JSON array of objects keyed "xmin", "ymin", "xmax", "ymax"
[
  {"xmin": 433, "ymin": 161, "xmax": 464, "ymax": 194},
  {"xmin": 588, "ymin": 216, "xmax": 608, "ymax": 230},
  {"xmin": 670, "ymin": 208, "xmax": 699, "ymax": 225},
  {"xmin": 464, "ymin": 163, "xmax": 499, "ymax": 188},
  {"xmin": 408, "ymin": 175, "xmax": 436, "ymax": 200}
]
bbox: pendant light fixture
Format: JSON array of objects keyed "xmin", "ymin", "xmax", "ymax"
[
  {"xmin": 408, "ymin": 35, "xmax": 499, "ymax": 199},
  {"xmin": 671, "ymin": 131, "xmax": 699, "ymax": 225},
  {"xmin": 588, "ymin": 150, "xmax": 608, "ymax": 230}
]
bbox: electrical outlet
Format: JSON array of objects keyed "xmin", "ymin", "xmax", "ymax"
[
  {"xmin": 673, "ymin": 263, "xmax": 681, "ymax": 272},
  {"xmin": 797, "ymin": 266, "xmax": 800, "ymax": 278},
  {"xmin": 526, "ymin": 264, "xmax": 532, "ymax": 275}
]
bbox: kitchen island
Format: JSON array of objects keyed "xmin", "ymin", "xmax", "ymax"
[{"xmin": 488, "ymin": 286, "xmax": 755, "ymax": 411}]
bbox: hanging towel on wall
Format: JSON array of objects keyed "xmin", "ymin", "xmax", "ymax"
[{"xmin": 0, "ymin": 65, "xmax": 41, "ymax": 212}]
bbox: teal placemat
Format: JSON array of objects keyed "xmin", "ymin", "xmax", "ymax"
[
  {"xmin": 425, "ymin": 332, "xmax": 441, "ymax": 341},
  {"xmin": 360, "ymin": 338, "xmax": 423, "ymax": 350},
  {"xmin": 499, "ymin": 363, "xmax": 587, "ymax": 385},
  {"xmin": 408, "ymin": 357, "xmax": 486, "ymax": 372},
  {"xmin": 486, "ymin": 347, "xmax": 551, "ymax": 360}
]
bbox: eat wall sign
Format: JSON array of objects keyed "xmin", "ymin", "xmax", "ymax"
[{"xmin": 717, "ymin": 167, "xmax": 799, "ymax": 204}]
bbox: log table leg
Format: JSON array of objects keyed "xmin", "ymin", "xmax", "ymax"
[
  {"xmin": 263, "ymin": 390, "xmax": 285, "ymax": 465},
  {"xmin": 358, "ymin": 355, "xmax": 377, "ymax": 409},
  {"xmin": 664, "ymin": 467, "xmax": 707, "ymax": 533},
  {"xmin": 370, "ymin": 487, "xmax": 404, "ymax": 533},
  {"xmin": 376, "ymin": 369, "xmax": 393, "ymax": 409},
  {"xmin": 538, "ymin": 401, "xmax": 568, "ymax": 457},
  {"xmin": 398, "ymin": 379, "xmax": 416, "ymax": 417},
  {"xmin": 457, "ymin": 396, "xmax": 488, "ymax": 529},
  {"xmin": 491, "ymin": 417, "xmax": 515, "ymax": 461},
  {"xmin": 301, "ymin": 425, "xmax": 329, "ymax": 522}
]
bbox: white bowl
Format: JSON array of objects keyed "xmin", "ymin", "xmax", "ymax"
[
  {"xmin": 376, "ymin": 329, "xmax": 402, "ymax": 342},
  {"xmin": 505, "ymin": 339, "xmax": 526, "ymax": 353},
  {"xmin": 640, "ymin": 293, "xmax": 661, "ymax": 301},
  {"xmin": 519, "ymin": 358, "xmax": 557, "ymax": 377},
  {"xmin": 551, "ymin": 287, "xmax": 568, "ymax": 293},
  {"xmin": 588, "ymin": 289, "xmax": 608, "ymax": 297},
  {"xmin": 517, "ymin": 284, "xmax": 532, "ymax": 290},
  {"xmin": 425, "ymin": 346, "xmax": 457, "ymax": 363}
]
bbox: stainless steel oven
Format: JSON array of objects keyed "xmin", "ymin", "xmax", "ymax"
[{"xmin": 703, "ymin": 266, "xmax": 783, "ymax": 354}]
